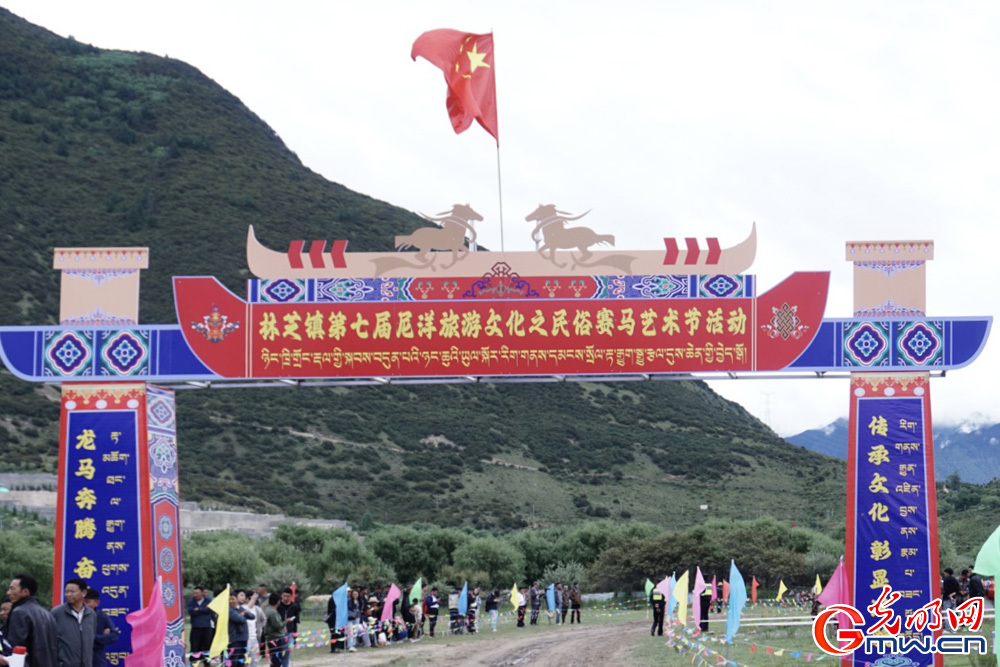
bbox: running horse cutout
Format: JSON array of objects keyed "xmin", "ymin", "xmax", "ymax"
[
  {"xmin": 371, "ymin": 204, "xmax": 482, "ymax": 275},
  {"xmin": 525, "ymin": 204, "xmax": 636, "ymax": 273}
]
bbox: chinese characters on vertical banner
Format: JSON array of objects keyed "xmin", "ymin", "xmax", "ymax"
[
  {"xmin": 852, "ymin": 393, "xmax": 936, "ymax": 667},
  {"xmin": 61, "ymin": 403, "xmax": 146, "ymax": 662}
]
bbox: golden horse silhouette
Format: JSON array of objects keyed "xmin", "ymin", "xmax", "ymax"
[
  {"xmin": 525, "ymin": 204, "xmax": 615, "ymax": 268},
  {"xmin": 394, "ymin": 204, "xmax": 482, "ymax": 270}
]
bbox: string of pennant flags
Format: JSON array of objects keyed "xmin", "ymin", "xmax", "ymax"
[
  {"xmin": 664, "ymin": 620, "xmax": 827, "ymax": 666},
  {"xmin": 178, "ymin": 597, "xmax": 819, "ymax": 663}
]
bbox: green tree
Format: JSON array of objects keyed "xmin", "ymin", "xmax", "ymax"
[
  {"xmin": 182, "ymin": 532, "xmax": 267, "ymax": 592},
  {"xmin": 0, "ymin": 523, "xmax": 55, "ymax": 605},
  {"xmin": 541, "ymin": 562, "xmax": 587, "ymax": 590},
  {"xmin": 316, "ymin": 532, "xmax": 392, "ymax": 585},
  {"xmin": 366, "ymin": 525, "xmax": 467, "ymax": 583},
  {"xmin": 451, "ymin": 537, "xmax": 526, "ymax": 589}
]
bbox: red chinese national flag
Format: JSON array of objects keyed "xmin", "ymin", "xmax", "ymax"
[{"xmin": 412, "ymin": 29, "xmax": 498, "ymax": 143}]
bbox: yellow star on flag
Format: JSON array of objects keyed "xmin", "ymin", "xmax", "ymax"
[{"xmin": 465, "ymin": 42, "xmax": 490, "ymax": 74}]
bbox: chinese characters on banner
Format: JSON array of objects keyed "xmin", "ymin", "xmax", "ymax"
[
  {"xmin": 56, "ymin": 386, "xmax": 152, "ymax": 663},
  {"xmin": 848, "ymin": 378, "xmax": 940, "ymax": 667},
  {"xmin": 250, "ymin": 298, "xmax": 751, "ymax": 377}
]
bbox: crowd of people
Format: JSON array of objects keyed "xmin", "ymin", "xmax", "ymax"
[
  {"xmin": 321, "ymin": 581, "xmax": 583, "ymax": 655},
  {"xmin": 0, "ymin": 572, "xmax": 586, "ymax": 666},
  {"xmin": 188, "ymin": 584, "xmax": 301, "ymax": 667},
  {"xmin": 0, "ymin": 573, "xmax": 120, "ymax": 667},
  {"xmin": 184, "ymin": 579, "xmax": 588, "ymax": 662}
]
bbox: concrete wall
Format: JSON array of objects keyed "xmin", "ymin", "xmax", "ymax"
[{"xmin": 0, "ymin": 476, "xmax": 349, "ymax": 537}]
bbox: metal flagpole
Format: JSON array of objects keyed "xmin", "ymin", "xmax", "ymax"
[{"xmin": 496, "ymin": 142, "xmax": 505, "ymax": 252}]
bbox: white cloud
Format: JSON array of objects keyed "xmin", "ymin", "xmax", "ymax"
[{"xmin": 4, "ymin": 0, "xmax": 998, "ymax": 435}]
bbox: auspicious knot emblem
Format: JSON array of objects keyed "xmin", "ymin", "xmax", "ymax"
[
  {"xmin": 761, "ymin": 303, "xmax": 809, "ymax": 340},
  {"xmin": 191, "ymin": 305, "xmax": 239, "ymax": 343}
]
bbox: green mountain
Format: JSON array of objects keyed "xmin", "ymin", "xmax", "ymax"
[{"xmin": 0, "ymin": 8, "xmax": 849, "ymax": 532}]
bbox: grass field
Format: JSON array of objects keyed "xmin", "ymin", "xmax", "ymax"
[{"xmin": 184, "ymin": 601, "xmax": 997, "ymax": 666}]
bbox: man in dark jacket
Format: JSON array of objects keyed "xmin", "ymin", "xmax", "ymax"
[
  {"xmin": 5, "ymin": 573, "xmax": 58, "ymax": 667},
  {"xmin": 187, "ymin": 586, "xmax": 215, "ymax": 664},
  {"xmin": 325, "ymin": 592, "xmax": 342, "ymax": 653},
  {"xmin": 275, "ymin": 588, "xmax": 300, "ymax": 667},
  {"xmin": 227, "ymin": 590, "xmax": 254, "ymax": 667},
  {"xmin": 529, "ymin": 583, "xmax": 541, "ymax": 625},
  {"xmin": 942, "ymin": 568, "xmax": 960, "ymax": 631},
  {"xmin": 0, "ymin": 600, "xmax": 12, "ymax": 655},
  {"xmin": 649, "ymin": 586, "xmax": 666, "ymax": 636},
  {"xmin": 569, "ymin": 583, "xmax": 582, "ymax": 624},
  {"xmin": 424, "ymin": 587, "xmax": 440, "ymax": 638},
  {"xmin": 51, "ymin": 577, "xmax": 97, "ymax": 667},
  {"xmin": 968, "ymin": 569, "xmax": 986, "ymax": 599},
  {"xmin": 262, "ymin": 594, "xmax": 286, "ymax": 666},
  {"xmin": 553, "ymin": 584, "xmax": 563, "ymax": 625},
  {"xmin": 84, "ymin": 588, "xmax": 118, "ymax": 667}
]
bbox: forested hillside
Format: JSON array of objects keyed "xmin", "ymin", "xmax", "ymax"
[{"xmin": 0, "ymin": 8, "xmax": 848, "ymax": 531}]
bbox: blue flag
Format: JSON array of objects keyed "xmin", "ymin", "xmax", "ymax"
[
  {"xmin": 546, "ymin": 584, "xmax": 556, "ymax": 612},
  {"xmin": 458, "ymin": 581, "xmax": 468, "ymax": 616},
  {"xmin": 667, "ymin": 573, "xmax": 678, "ymax": 617},
  {"xmin": 725, "ymin": 560, "xmax": 747, "ymax": 643},
  {"xmin": 334, "ymin": 583, "xmax": 349, "ymax": 629}
]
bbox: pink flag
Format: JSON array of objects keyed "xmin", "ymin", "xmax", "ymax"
[
  {"xmin": 692, "ymin": 567, "xmax": 706, "ymax": 625},
  {"xmin": 123, "ymin": 578, "xmax": 166, "ymax": 667},
  {"xmin": 381, "ymin": 583, "xmax": 401, "ymax": 622},
  {"xmin": 816, "ymin": 557, "xmax": 850, "ymax": 645},
  {"xmin": 710, "ymin": 575, "xmax": 718, "ymax": 601}
]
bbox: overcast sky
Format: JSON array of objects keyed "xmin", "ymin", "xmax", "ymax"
[{"xmin": 4, "ymin": 1, "xmax": 998, "ymax": 436}]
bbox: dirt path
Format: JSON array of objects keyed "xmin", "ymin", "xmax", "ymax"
[{"xmin": 295, "ymin": 620, "xmax": 646, "ymax": 666}]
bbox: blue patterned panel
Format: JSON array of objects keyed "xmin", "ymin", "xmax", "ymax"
[
  {"xmin": 99, "ymin": 330, "xmax": 150, "ymax": 376},
  {"xmin": 259, "ymin": 278, "xmax": 305, "ymax": 303},
  {"xmin": 844, "ymin": 321, "xmax": 891, "ymax": 367},
  {"xmin": 314, "ymin": 278, "xmax": 378, "ymax": 302},
  {"xmin": 699, "ymin": 274, "xmax": 744, "ymax": 298},
  {"xmin": 895, "ymin": 321, "xmax": 943, "ymax": 366},
  {"xmin": 627, "ymin": 275, "xmax": 688, "ymax": 299},
  {"xmin": 44, "ymin": 330, "xmax": 94, "ymax": 377}
]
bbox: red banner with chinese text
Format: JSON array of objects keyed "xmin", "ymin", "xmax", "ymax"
[{"xmin": 174, "ymin": 272, "xmax": 828, "ymax": 379}]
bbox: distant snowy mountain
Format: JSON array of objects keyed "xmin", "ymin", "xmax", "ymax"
[{"xmin": 786, "ymin": 418, "xmax": 1000, "ymax": 484}]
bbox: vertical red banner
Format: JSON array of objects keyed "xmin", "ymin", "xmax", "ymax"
[
  {"xmin": 845, "ymin": 373, "xmax": 941, "ymax": 667},
  {"xmin": 146, "ymin": 385, "xmax": 185, "ymax": 665}
]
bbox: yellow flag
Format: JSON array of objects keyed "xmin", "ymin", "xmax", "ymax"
[
  {"xmin": 510, "ymin": 582, "xmax": 520, "ymax": 611},
  {"xmin": 813, "ymin": 574, "xmax": 823, "ymax": 595},
  {"xmin": 673, "ymin": 570, "xmax": 690, "ymax": 626},
  {"xmin": 207, "ymin": 585, "xmax": 231, "ymax": 659},
  {"xmin": 776, "ymin": 580, "xmax": 787, "ymax": 601}
]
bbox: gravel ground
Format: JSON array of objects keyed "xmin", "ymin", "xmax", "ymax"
[{"xmin": 294, "ymin": 618, "xmax": 646, "ymax": 666}]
